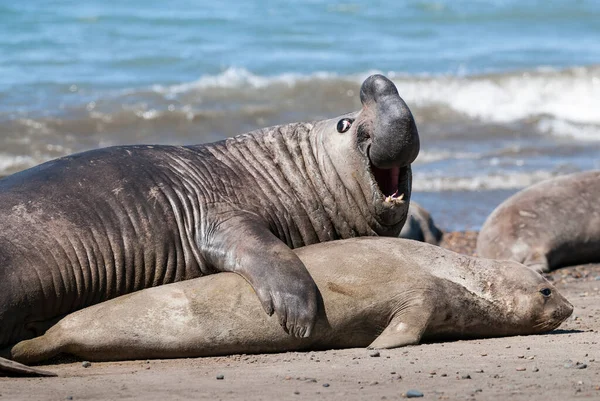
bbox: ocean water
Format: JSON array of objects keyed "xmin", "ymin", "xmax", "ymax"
[{"xmin": 1, "ymin": 1, "xmax": 599, "ymax": 231}]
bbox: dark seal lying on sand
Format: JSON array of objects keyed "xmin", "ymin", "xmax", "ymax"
[
  {"xmin": 0, "ymin": 75, "xmax": 419, "ymax": 375},
  {"xmin": 399, "ymin": 202, "xmax": 443, "ymax": 245}
]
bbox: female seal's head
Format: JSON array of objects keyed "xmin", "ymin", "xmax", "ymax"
[{"xmin": 488, "ymin": 261, "xmax": 573, "ymax": 335}]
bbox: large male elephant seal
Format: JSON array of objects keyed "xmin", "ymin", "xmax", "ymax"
[
  {"xmin": 0, "ymin": 75, "xmax": 418, "ymax": 362},
  {"xmin": 4, "ymin": 237, "xmax": 572, "ymax": 366},
  {"xmin": 477, "ymin": 171, "xmax": 600, "ymax": 273},
  {"xmin": 399, "ymin": 202, "xmax": 443, "ymax": 245}
]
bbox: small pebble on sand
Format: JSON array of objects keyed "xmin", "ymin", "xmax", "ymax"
[
  {"xmin": 216, "ymin": 374, "xmax": 224, "ymax": 380},
  {"xmin": 404, "ymin": 390, "xmax": 424, "ymax": 398},
  {"xmin": 82, "ymin": 361, "xmax": 91, "ymax": 368},
  {"xmin": 565, "ymin": 362, "xmax": 588, "ymax": 369},
  {"xmin": 369, "ymin": 350, "xmax": 381, "ymax": 357},
  {"xmin": 516, "ymin": 367, "xmax": 526, "ymax": 371}
]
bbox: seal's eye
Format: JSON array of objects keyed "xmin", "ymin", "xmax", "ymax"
[
  {"xmin": 336, "ymin": 118, "xmax": 353, "ymax": 133},
  {"xmin": 540, "ymin": 288, "xmax": 552, "ymax": 297}
]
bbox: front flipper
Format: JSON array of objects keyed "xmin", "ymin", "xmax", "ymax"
[
  {"xmin": 0, "ymin": 356, "xmax": 57, "ymax": 377},
  {"xmin": 206, "ymin": 217, "xmax": 318, "ymax": 338},
  {"xmin": 367, "ymin": 297, "xmax": 434, "ymax": 349}
]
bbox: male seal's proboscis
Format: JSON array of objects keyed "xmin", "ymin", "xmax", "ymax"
[
  {"xmin": 4, "ymin": 238, "xmax": 572, "ymax": 366},
  {"xmin": 0, "ymin": 75, "xmax": 419, "ymax": 375},
  {"xmin": 477, "ymin": 171, "xmax": 600, "ymax": 273}
]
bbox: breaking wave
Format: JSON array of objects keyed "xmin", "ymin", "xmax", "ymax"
[
  {"xmin": 412, "ymin": 170, "xmax": 560, "ymax": 192},
  {"xmin": 3, "ymin": 65, "xmax": 599, "ymax": 141},
  {"xmin": 145, "ymin": 65, "xmax": 600, "ymax": 139},
  {"xmin": 1, "ymin": 65, "xmax": 599, "ymax": 181}
]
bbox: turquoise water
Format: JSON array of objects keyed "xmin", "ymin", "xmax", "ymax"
[
  {"xmin": 2, "ymin": 1, "xmax": 599, "ymax": 86},
  {"xmin": 1, "ymin": 1, "xmax": 599, "ymax": 229}
]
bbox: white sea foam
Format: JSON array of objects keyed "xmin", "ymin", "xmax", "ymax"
[
  {"xmin": 150, "ymin": 65, "xmax": 600, "ymax": 140},
  {"xmin": 412, "ymin": 170, "xmax": 558, "ymax": 192},
  {"xmin": 536, "ymin": 118, "xmax": 600, "ymax": 141},
  {"xmin": 413, "ymin": 150, "xmax": 479, "ymax": 164},
  {"xmin": 151, "ymin": 67, "xmax": 347, "ymax": 94},
  {"xmin": 394, "ymin": 67, "xmax": 600, "ymax": 126}
]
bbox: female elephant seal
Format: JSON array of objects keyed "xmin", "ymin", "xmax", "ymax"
[
  {"xmin": 6, "ymin": 238, "xmax": 572, "ymax": 366},
  {"xmin": 0, "ymin": 73, "xmax": 419, "ymax": 364},
  {"xmin": 477, "ymin": 171, "xmax": 600, "ymax": 273}
]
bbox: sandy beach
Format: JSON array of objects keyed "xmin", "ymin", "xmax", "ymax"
[{"xmin": 1, "ymin": 232, "xmax": 598, "ymax": 401}]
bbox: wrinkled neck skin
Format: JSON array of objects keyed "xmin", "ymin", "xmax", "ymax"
[
  {"xmin": 195, "ymin": 119, "xmax": 409, "ymax": 248},
  {"xmin": 405, "ymin": 246, "xmax": 511, "ymax": 306},
  {"xmin": 424, "ymin": 278, "xmax": 527, "ymax": 341}
]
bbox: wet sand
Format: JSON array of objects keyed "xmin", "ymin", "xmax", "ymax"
[{"xmin": 1, "ymin": 232, "xmax": 599, "ymax": 401}]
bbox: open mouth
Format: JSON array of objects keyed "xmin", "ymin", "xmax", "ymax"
[{"xmin": 371, "ymin": 164, "xmax": 408, "ymax": 205}]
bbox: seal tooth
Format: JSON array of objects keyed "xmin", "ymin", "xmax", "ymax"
[{"xmin": 384, "ymin": 192, "xmax": 405, "ymax": 204}]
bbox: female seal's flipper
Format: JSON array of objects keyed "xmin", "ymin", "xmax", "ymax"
[
  {"xmin": 367, "ymin": 297, "xmax": 434, "ymax": 349},
  {"xmin": 0, "ymin": 356, "xmax": 57, "ymax": 377}
]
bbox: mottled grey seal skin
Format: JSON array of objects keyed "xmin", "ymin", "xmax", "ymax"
[
  {"xmin": 6, "ymin": 238, "xmax": 572, "ymax": 365},
  {"xmin": 0, "ymin": 74, "xmax": 418, "ymax": 362},
  {"xmin": 477, "ymin": 171, "xmax": 600, "ymax": 273},
  {"xmin": 399, "ymin": 202, "xmax": 443, "ymax": 245}
]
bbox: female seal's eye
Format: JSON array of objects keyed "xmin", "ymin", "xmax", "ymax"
[
  {"xmin": 336, "ymin": 118, "xmax": 353, "ymax": 133},
  {"xmin": 540, "ymin": 288, "xmax": 552, "ymax": 297}
]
